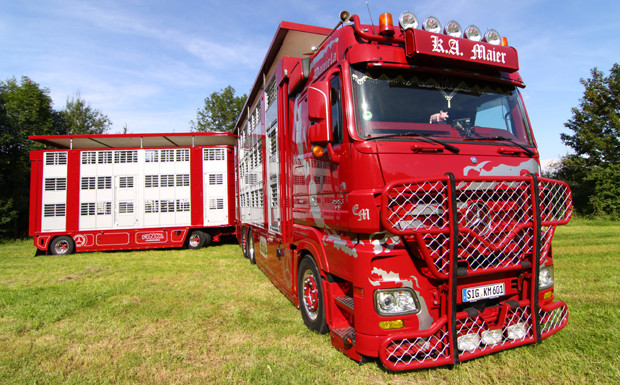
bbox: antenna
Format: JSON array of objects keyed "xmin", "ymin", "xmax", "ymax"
[{"xmin": 365, "ymin": 0, "xmax": 376, "ymax": 33}]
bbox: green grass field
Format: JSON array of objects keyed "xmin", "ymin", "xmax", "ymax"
[{"xmin": 1, "ymin": 220, "xmax": 618, "ymax": 384}]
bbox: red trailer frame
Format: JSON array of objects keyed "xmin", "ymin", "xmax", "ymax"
[
  {"xmin": 29, "ymin": 132, "xmax": 236, "ymax": 255},
  {"xmin": 234, "ymin": 11, "xmax": 572, "ymax": 370}
]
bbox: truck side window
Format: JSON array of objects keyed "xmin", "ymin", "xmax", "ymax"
[{"xmin": 330, "ymin": 75, "xmax": 343, "ymax": 145}]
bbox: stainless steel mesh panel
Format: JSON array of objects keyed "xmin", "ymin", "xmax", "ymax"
[
  {"xmin": 383, "ymin": 176, "xmax": 572, "ymax": 276},
  {"xmin": 540, "ymin": 303, "xmax": 569, "ymax": 335},
  {"xmin": 539, "ymin": 179, "xmax": 572, "ymax": 224},
  {"xmin": 384, "ymin": 180, "xmax": 449, "ymax": 232},
  {"xmin": 384, "ymin": 328, "xmax": 450, "ymax": 367}
]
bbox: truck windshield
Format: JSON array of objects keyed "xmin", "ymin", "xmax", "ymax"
[{"xmin": 351, "ymin": 67, "xmax": 533, "ymax": 146}]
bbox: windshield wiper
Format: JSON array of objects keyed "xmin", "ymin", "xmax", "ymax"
[
  {"xmin": 368, "ymin": 132, "xmax": 460, "ymax": 154},
  {"xmin": 464, "ymin": 135, "xmax": 535, "ymax": 157}
]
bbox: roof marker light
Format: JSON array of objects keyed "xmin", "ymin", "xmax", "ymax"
[
  {"xmin": 379, "ymin": 12, "xmax": 395, "ymax": 36},
  {"xmin": 444, "ymin": 20, "xmax": 462, "ymax": 37},
  {"xmin": 484, "ymin": 29, "xmax": 501, "ymax": 45},
  {"xmin": 422, "ymin": 16, "xmax": 441, "ymax": 33},
  {"xmin": 399, "ymin": 11, "xmax": 419, "ymax": 30},
  {"xmin": 464, "ymin": 25, "xmax": 482, "ymax": 41}
]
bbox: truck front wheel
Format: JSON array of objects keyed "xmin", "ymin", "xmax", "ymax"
[
  {"xmin": 49, "ymin": 236, "xmax": 75, "ymax": 255},
  {"xmin": 298, "ymin": 256, "xmax": 328, "ymax": 334}
]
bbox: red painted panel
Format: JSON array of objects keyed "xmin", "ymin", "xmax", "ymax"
[
  {"xmin": 96, "ymin": 232, "xmax": 130, "ymax": 246},
  {"xmin": 66, "ymin": 150, "xmax": 81, "ymax": 232},
  {"xmin": 191, "ymin": 147, "xmax": 204, "ymax": 226}
]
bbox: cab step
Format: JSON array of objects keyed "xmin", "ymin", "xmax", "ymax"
[{"xmin": 335, "ymin": 295, "xmax": 354, "ymax": 314}]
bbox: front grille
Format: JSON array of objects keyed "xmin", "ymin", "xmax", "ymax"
[{"xmin": 382, "ymin": 175, "xmax": 572, "ymax": 278}]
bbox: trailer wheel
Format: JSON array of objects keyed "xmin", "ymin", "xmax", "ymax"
[
  {"xmin": 298, "ymin": 256, "xmax": 328, "ymax": 334},
  {"xmin": 49, "ymin": 236, "xmax": 75, "ymax": 256},
  {"xmin": 203, "ymin": 233, "xmax": 213, "ymax": 247},
  {"xmin": 247, "ymin": 229, "xmax": 256, "ymax": 265},
  {"xmin": 187, "ymin": 230, "xmax": 207, "ymax": 249}
]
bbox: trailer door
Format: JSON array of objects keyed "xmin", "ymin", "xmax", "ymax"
[
  {"xmin": 203, "ymin": 148, "xmax": 228, "ymax": 225},
  {"xmin": 114, "ymin": 175, "xmax": 137, "ymax": 227}
]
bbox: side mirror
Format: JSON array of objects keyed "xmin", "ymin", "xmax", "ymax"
[{"xmin": 307, "ymin": 81, "xmax": 332, "ymax": 144}]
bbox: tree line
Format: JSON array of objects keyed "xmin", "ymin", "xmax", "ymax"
[
  {"xmin": 552, "ymin": 63, "xmax": 620, "ymax": 219},
  {"xmin": 0, "ymin": 76, "xmax": 113, "ymax": 238}
]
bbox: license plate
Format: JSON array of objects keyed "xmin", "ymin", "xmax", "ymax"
[{"xmin": 462, "ymin": 283, "xmax": 505, "ymax": 303}]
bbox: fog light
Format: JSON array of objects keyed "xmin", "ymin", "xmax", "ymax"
[
  {"xmin": 422, "ymin": 16, "xmax": 441, "ymax": 33},
  {"xmin": 484, "ymin": 29, "xmax": 501, "ymax": 45},
  {"xmin": 444, "ymin": 20, "xmax": 462, "ymax": 38},
  {"xmin": 464, "ymin": 25, "xmax": 482, "ymax": 41},
  {"xmin": 457, "ymin": 333, "xmax": 480, "ymax": 352},
  {"xmin": 481, "ymin": 329, "xmax": 503, "ymax": 345},
  {"xmin": 506, "ymin": 322, "xmax": 527, "ymax": 340},
  {"xmin": 379, "ymin": 320, "xmax": 404, "ymax": 330},
  {"xmin": 399, "ymin": 11, "xmax": 419, "ymax": 30}
]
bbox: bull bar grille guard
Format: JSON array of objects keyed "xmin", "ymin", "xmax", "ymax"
[
  {"xmin": 381, "ymin": 174, "xmax": 572, "ymax": 279},
  {"xmin": 377, "ymin": 174, "xmax": 571, "ymax": 370}
]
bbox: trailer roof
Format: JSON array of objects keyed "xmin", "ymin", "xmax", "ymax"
[
  {"xmin": 235, "ymin": 21, "xmax": 331, "ymax": 132},
  {"xmin": 29, "ymin": 132, "xmax": 237, "ymax": 149}
]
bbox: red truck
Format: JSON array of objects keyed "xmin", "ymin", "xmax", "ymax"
[
  {"xmin": 29, "ymin": 132, "xmax": 236, "ymax": 254},
  {"xmin": 235, "ymin": 10, "xmax": 572, "ymax": 369}
]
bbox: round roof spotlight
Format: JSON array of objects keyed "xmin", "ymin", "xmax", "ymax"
[
  {"xmin": 484, "ymin": 29, "xmax": 501, "ymax": 45},
  {"xmin": 422, "ymin": 16, "xmax": 441, "ymax": 33},
  {"xmin": 464, "ymin": 25, "xmax": 482, "ymax": 41},
  {"xmin": 399, "ymin": 11, "xmax": 419, "ymax": 30},
  {"xmin": 444, "ymin": 20, "xmax": 462, "ymax": 38}
]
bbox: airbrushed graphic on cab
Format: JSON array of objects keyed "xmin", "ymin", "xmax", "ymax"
[{"xmin": 464, "ymin": 158, "xmax": 540, "ymax": 176}]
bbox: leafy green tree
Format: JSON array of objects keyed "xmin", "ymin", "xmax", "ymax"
[
  {"xmin": 60, "ymin": 92, "xmax": 112, "ymax": 135},
  {"xmin": 0, "ymin": 76, "xmax": 60, "ymax": 237},
  {"xmin": 555, "ymin": 63, "xmax": 620, "ymax": 218},
  {"xmin": 191, "ymin": 86, "xmax": 246, "ymax": 132}
]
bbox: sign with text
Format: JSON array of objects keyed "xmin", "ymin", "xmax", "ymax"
[{"xmin": 405, "ymin": 29, "xmax": 519, "ymax": 72}]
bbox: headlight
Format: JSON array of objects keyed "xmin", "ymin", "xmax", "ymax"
[
  {"xmin": 374, "ymin": 288, "xmax": 420, "ymax": 316},
  {"xmin": 539, "ymin": 265, "xmax": 554, "ymax": 290}
]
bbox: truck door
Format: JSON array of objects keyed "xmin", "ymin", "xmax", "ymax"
[{"xmin": 292, "ymin": 72, "xmax": 346, "ymax": 230}]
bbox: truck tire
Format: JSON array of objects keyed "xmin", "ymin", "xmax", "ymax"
[
  {"xmin": 49, "ymin": 236, "xmax": 75, "ymax": 255},
  {"xmin": 187, "ymin": 230, "xmax": 207, "ymax": 249},
  {"xmin": 241, "ymin": 228, "xmax": 249, "ymax": 259},
  {"xmin": 298, "ymin": 256, "xmax": 328, "ymax": 334},
  {"xmin": 247, "ymin": 229, "xmax": 256, "ymax": 265},
  {"xmin": 203, "ymin": 233, "xmax": 213, "ymax": 247}
]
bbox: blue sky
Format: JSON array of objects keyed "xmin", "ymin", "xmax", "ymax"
[{"xmin": 2, "ymin": 0, "xmax": 619, "ymax": 162}]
